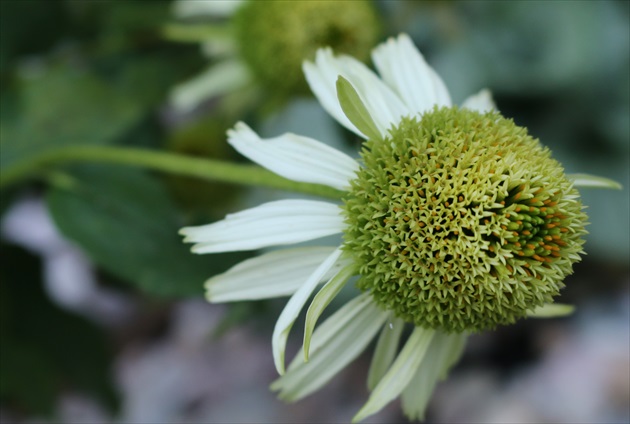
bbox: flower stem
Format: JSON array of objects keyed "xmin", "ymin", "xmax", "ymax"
[{"xmin": 0, "ymin": 145, "xmax": 346, "ymax": 200}]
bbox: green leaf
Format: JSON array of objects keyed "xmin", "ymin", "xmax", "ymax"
[
  {"xmin": 303, "ymin": 263, "xmax": 356, "ymax": 361},
  {"xmin": 336, "ymin": 76, "xmax": 382, "ymax": 141},
  {"xmin": 527, "ymin": 303, "xmax": 575, "ymax": 318},
  {"xmin": 116, "ymin": 54, "xmax": 204, "ymax": 111},
  {"xmin": 567, "ymin": 173, "xmax": 623, "ymax": 190},
  {"xmin": 46, "ymin": 165, "xmax": 248, "ymax": 297},
  {"xmin": 0, "ymin": 244, "xmax": 117, "ymax": 415},
  {"xmin": 0, "ymin": 62, "xmax": 142, "ymax": 179},
  {"xmin": 352, "ymin": 327, "xmax": 435, "ymax": 423},
  {"xmin": 0, "ymin": 341, "xmax": 59, "ymax": 415},
  {"xmin": 0, "ymin": 1, "xmax": 69, "ymax": 70}
]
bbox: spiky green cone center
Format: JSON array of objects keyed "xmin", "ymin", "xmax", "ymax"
[
  {"xmin": 234, "ymin": 0, "xmax": 379, "ymax": 94},
  {"xmin": 342, "ymin": 107, "xmax": 587, "ymax": 333}
]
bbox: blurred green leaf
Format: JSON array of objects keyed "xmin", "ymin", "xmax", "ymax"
[
  {"xmin": 0, "ymin": 244, "xmax": 117, "ymax": 415},
  {"xmin": 64, "ymin": 1, "xmax": 172, "ymax": 56},
  {"xmin": 0, "ymin": 1, "xmax": 69, "ymax": 70},
  {"xmin": 46, "ymin": 165, "xmax": 249, "ymax": 297},
  {"xmin": 0, "ymin": 62, "xmax": 143, "ymax": 175},
  {"xmin": 116, "ymin": 54, "xmax": 200, "ymax": 110},
  {"xmin": 0, "ymin": 342, "xmax": 59, "ymax": 415},
  {"xmin": 0, "ymin": 187, "xmax": 17, "ymax": 221}
]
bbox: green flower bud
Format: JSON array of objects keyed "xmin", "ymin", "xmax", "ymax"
[
  {"xmin": 342, "ymin": 107, "xmax": 588, "ymax": 333},
  {"xmin": 234, "ymin": 0, "xmax": 380, "ymax": 94}
]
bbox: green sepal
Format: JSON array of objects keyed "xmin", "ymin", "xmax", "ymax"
[
  {"xmin": 527, "ymin": 303, "xmax": 575, "ymax": 318},
  {"xmin": 336, "ymin": 76, "xmax": 382, "ymax": 141}
]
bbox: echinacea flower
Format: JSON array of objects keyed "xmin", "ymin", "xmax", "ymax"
[
  {"xmin": 180, "ymin": 34, "xmax": 618, "ymax": 421},
  {"xmin": 168, "ymin": 0, "xmax": 380, "ymax": 112}
]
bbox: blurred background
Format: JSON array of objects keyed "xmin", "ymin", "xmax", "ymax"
[{"xmin": 0, "ymin": 1, "xmax": 628, "ymax": 423}]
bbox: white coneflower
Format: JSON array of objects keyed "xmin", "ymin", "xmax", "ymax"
[
  {"xmin": 169, "ymin": 0, "xmax": 380, "ymax": 111},
  {"xmin": 180, "ymin": 34, "xmax": 614, "ymax": 422}
]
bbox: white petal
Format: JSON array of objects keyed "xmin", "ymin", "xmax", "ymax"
[
  {"xmin": 372, "ymin": 34, "xmax": 452, "ymax": 115},
  {"xmin": 352, "ymin": 326, "xmax": 435, "ymax": 423},
  {"xmin": 180, "ymin": 200, "xmax": 343, "ymax": 253},
  {"xmin": 170, "ymin": 60, "xmax": 250, "ymax": 112},
  {"xmin": 461, "ymin": 88, "xmax": 496, "ymax": 112},
  {"xmin": 304, "ymin": 48, "xmax": 409, "ymax": 139},
  {"xmin": 401, "ymin": 332, "xmax": 467, "ymax": 420},
  {"xmin": 271, "ymin": 293, "xmax": 388, "ymax": 401},
  {"xmin": 303, "ymin": 60, "xmax": 359, "ymax": 136},
  {"xmin": 272, "ymin": 248, "xmax": 343, "ymax": 374},
  {"xmin": 228, "ymin": 122, "xmax": 359, "ymax": 191},
  {"xmin": 173, "ymin": 0, "xmax": 243, "ymax": 18},
  {"xmin": 205, "ymin": 247, "xmax": 344, "ymax": 302},
  {"xmin": 367, "ymin": 316, "xmax": 405, "ymax": 390}
]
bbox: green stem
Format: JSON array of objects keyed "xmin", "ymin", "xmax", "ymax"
[{"xmin": 0, "ymin": 145, "xmax": 346, "ymax": 200}]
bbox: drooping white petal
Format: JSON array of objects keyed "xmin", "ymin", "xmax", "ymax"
[
  {"xmin": 271, "ymin": 293, "xmax": 388, "ymax": 401},
  {"xmin": 461, "ymin": 89, "xmax": 496, "ymax": 112},
  {"xmin": 352, "ymin": 327, "xmax": 436, "ymax": 423},
  {"xmin": 180, "ymin": 200, "xmax": 343, "ymax": 253},
  {"xmin": 401, "ymin": 332, "xmax": 468, "ymax": 421},
  {"xmin": 372, "ymin": 34, "xmax": 452, "ymax": 116},
  {"xmin": 304, "ymin": 48, "xmax": 409, "ymax": 139},
  {"xmin": 367, "ymin": 316, "xmax": 405, "ymax": 390},
  {"xmin": 228, "ymin": 122, "xmax": 359, "ymax": 191},
  {"xmin": 272, "ymin": 248, "xmax": 343, "ymax": 375},
  {"xmin": 170, "ymin": 60, "xmax": 250, "ymax": 112},
  {"xmin": 303, "ymin": 263, "xmax": 357, "ymax": 360},
  {"xmin": 173, "ymin": 0, "xmax": 243, "ymax": 19},
  {"xmin": 205, "ymin": 247, "xmax": 345, "ymax": 302}
]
